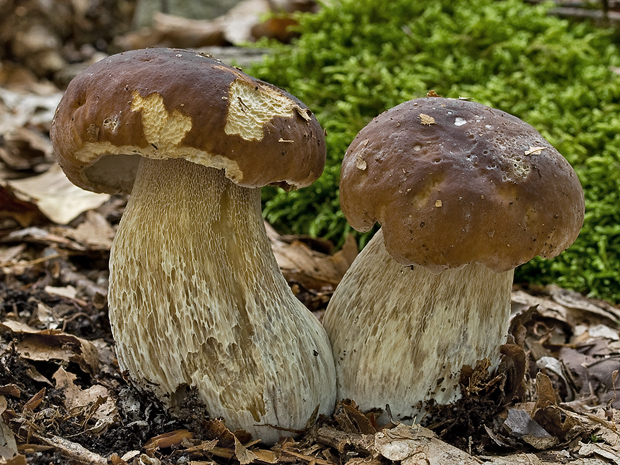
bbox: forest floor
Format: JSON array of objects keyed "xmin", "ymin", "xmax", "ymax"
[{"xmin": 2, "ymin": 0, "xmax": 620, "ymax": 464}]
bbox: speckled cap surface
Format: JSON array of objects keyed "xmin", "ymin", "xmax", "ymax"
[
  {"xmin": 50, "ymin": 48, "xmax": 326, "ymax": 193},
  {"xmin": 340, "ymin": 97, "xmax": 585, "ymax": 273}
]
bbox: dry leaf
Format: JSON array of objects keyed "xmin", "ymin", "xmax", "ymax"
[
  {"xmin": 144, "ymin": 430, "xmax": 194, "ymax": 454},
  {"xmin": 579, "ymin": 442, "xmax": 620, "ymax": 465},
  {"xmin": 268, "ymin": 223, "xmax": 358, "ymax": 290},
  {"xmin": 251, "ymin": 448, "xmax": 278, "ymax": 463},
  {"xmin": 22, "ymin": 388, "xmax": 45, "ymax": 412},
  {"xmin": 6, "ymin": 165, "xmax": 110, "ymax": 225},
  {"xmin": 64, "ymin": 210, "xmax": 115, "ymax": 250},
  {"xmin": 0, "ymin": 413, "xmax": 18, "ymax": 460},
  {"xmin": 0, "ymin": 320, "xmax": 100, "ymax": 374},
  {"xmin": 52, "ymin": 367, "xmax": 118, "ymax": 425},
  {"xmin": 0, "ymin": 185, "xmax": 47, "ymax": 228},
  {"xmin": 1, "ymin": 454, "xmax": 27, "ymax": 465},
  {"xmin": 234, "ymin": 437, "xmax": 258, "ymax": 465},
  {"xmin": 375, "ymin": 424, "xmax": 481, "ymax": 464},
  {"xmin": 44, "ymin": 285, "xmax": 78, "ymax": 299},
  {"xmin": 0, "ymin": 88, "xmax": 61, "ymax": 134}
]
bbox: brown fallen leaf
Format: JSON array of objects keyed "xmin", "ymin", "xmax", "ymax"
[
  {"xmin": 0, "ymin": 399, "xmax": 19, "ymax": 460},
  {"xmin": 268, "ymin": 223, "xmax": 358, "ymax": 291},
  {"xmin": 251, "ymin": 448, "xmax": 278, "ymax": 463},
  {"xmin": 0, "ymin": 126, "xmax": 52, "ymax": 171},
  {"xmin": 144, "ymin": 430, "xmax": 194, "ymax": 455},
  {"xmin": 22, "ymin": 388, "xmax": 45, "ymax": 412},
  {"xmin": 0, "ymin": 320, "xmax": 100, "ymax": 374},
  {"xmin": 52, "ymin": 367, "xmax": 118, "ymax": 427},
  {"xmin": 6, "ymin": 165, "xmax": 110, "ymax": 225},
  {"xmin": 0, "ymin": 185, "xmax": 47, "ymax": 228},
  {"xmin": 1, "ymin": 454, "xmax": 27, "ymax": 465},
  {"xmin": 0, "ymin": 385, "xmax": 21, "ymax": 398},
  {"xmin": 203, "ymin": 417, "xmax": 252, "ymax": 446},
  {"xmin": 531, "ymin": 373, "xmax": 587, "ymax": 444},
  {"xmin": 374, "ymin": 424, "xmax": 481, "ymax": 464},
  {"xmin": 333, "ymin": 400, "xmax": 377, "ymax": 435},
  {"xmin": 62, "ymin": 210, "xmax": 115, "ymax": 250},
  {"xmin": 234, "ymin": 436, "xmax": 258, "ymax": 464}
]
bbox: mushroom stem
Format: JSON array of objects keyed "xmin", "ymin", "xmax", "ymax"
[
  {"xmin": 323, "ymin": 228, "xmax": 513, "ymax": 422},
  {"xmin": 108, "ymin": 157, "xmax": 336, "ymax": 444}
]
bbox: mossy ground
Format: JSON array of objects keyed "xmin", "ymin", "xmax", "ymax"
[{"xmin": 251, "ymin": 0, "xmax": 620, "ymax": 303}]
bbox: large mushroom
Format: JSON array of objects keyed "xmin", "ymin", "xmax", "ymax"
[
  {"xmin": 50, "ymin": 48, "xmax": 336, "ymax": 444},
  {"xmin": 323, "ymin": 96, "xmax": 584, "ymax": 422}
]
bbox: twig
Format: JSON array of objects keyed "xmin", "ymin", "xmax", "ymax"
[
  {"xmin": 0, "ymin": 253, "xmax": 62, "ymax": 268},
  {"xmin": 35, "ymin": 433, "xmax": 108, "ymax": 465}
]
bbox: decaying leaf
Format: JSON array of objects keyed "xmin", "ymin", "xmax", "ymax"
[
  {"xmin": 22, "ymin": 388, "xmax": 45, "ymax": 412},
  {"xmin": 579, "ymin": 442, "xmax": 620, "ymax": 464},
  {"xmin": 0, "ymin": 184, "xmax": 47, "ymax": 228},
  {"xmin": 375, "ymin": 424, "xmax": 481, "ymax": 464},
  {"xmin": 531, "ymin": 373, "xmax": 588, "ymax": 444},
  {"xmin": 63, "ymin": 210, "xmax": 115, "ymax": 250},
  {"xmin": 268, "ymin": 223, "xmax": 358, "ymax": 290},
  {"xmin": 0, "ymin": 320, "xmax": 100, "ymax": 374},
  {"xmin": 52, "ymin": 367, "xmax": 118, "ymax": 427},
  {"xmin": 333, "ymin": 400, "xmax": 377, "ymax": 435},
  {"xmin": 0, "ymin": 401, "xmax": 18, "ymax": 460}
]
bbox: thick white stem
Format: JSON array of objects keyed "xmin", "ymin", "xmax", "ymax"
[
  {"xmin": 108, "ymin": 157, "xmax": 336, "ymax": 444},
  {"xmin": 323, "ymin": 229, "xmax": 513, "ymax": 422}
]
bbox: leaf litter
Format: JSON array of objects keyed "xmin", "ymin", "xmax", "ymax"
[{"xmin": 2, "ymin": 1, "xmax": 620, "ymax": 464}]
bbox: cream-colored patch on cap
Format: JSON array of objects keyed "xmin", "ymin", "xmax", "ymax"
[
  {"xmin": 131, "ymin": 92, "xmax": 192, "ymax": 148},
  {"xmin": 225, "ymin": 79, "xmax": 295, "ymax": 141}
]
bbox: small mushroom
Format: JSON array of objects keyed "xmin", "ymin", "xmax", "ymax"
[
  {"xmin": 323, "ymin": 97, "xmax": 584, "ymax": 422},
  {"xmin": 50, "ymin": 48, "xmax": 336, "ymax": 444}
]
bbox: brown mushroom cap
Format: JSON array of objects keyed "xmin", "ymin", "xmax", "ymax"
[
  {"xmin": 340, "ymin": 97, "xmax": 585, "ymax": 273},
  {"xmin": 50, "ymin": 48, "xmax": 326, "ymax": 193}
]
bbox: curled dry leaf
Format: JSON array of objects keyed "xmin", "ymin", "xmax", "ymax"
[
  {"xmin": 144, "ymin": 430, "xmax": 194, "ymax": 455},
  {"xmin": 0, "ymin": 320, "xmax": 100, "ymax": 374},
  {"xmin": 531, "ymin": 373, "xmax": 589, "ymax": 444},
  {"xmin": 22, "ymin": 388, "xmax": 45, "ymax": 412},
  {"xmin": 0, "ymin": 185, "xmax": 47, "ymax": 228}
]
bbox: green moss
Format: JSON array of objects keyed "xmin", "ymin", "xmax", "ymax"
[{"xmin": 250, "ymin": 0, "xmax": 620, "ymax": 302}]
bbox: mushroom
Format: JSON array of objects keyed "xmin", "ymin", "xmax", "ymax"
[
  {"xmin": 323, "ymin": 97, "xmax": 584, "ymax": 422},
  {"xmin": 50, "ymin": 48, "xmax": 336, "ymax": 444}
]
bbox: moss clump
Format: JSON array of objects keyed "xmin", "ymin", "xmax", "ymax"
[{"xmin": 250, "ymin": 0, "xmax": 620, "ymax": 302}]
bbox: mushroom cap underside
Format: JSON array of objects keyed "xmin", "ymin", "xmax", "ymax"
[
  {"xmin": 51, "ymin": 48, "xmax": 326, "ymax": 193},
  {"xmin": 340, "ymin": 97, "xmax": 585, "ymax": 273}
]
